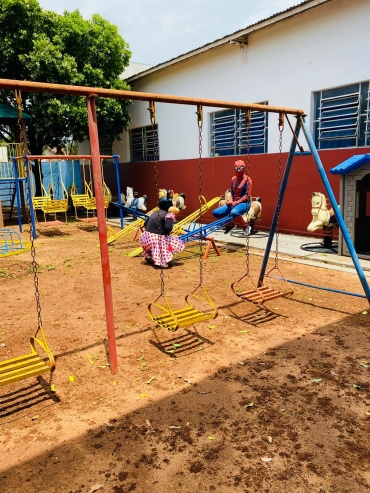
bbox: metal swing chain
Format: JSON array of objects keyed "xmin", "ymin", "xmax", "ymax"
[
  {"xmin": 148, "ymin": 101, "xmax": 165, "ymax": 295},
  {"xmin": 245, "ymin": 110, "xmax": 251, "ymax": 276},
  {"xmin": 24, "ymin": 161, "xmax": 43, "ymax": 333},
  {"xmin": 196, "ymin": 105, "xmax": 204, "ymax": 286},
  {"xmin": 274, "ymin": 113, "xmax": 284, "ymax": 269},
  {"xmin": 16, "ymin": 89, "xmax": 43, "ymax": 333}
]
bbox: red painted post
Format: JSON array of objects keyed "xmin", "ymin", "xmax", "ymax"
[{"xmin": 86, "ymin": 96, "xmax": 117, "ymax": 374}]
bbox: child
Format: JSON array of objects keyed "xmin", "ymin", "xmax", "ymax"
[{"xmin": 139, "ymin": 193, "xmax": 186, "ymax": 268}]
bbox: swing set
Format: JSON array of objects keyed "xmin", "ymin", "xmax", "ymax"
[{"xmin": 0, "ymin": 78, "xmax": 368, "ymax": 385}]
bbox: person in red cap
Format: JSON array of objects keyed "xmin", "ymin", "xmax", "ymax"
[{"xmin": 212, "ymin": 159, "xmax": 252, "ymax": 235}]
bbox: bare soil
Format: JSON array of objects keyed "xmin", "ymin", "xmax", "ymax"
[{"xmin": 1, "ymin": 222, "xmax": 370, "ymax": 493}]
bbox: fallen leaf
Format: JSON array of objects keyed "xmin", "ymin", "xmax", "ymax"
[
  {"xmin": 50, "ymin": 384, "xmax": 56, "ymax": 392},
  {"xmin": 113, "ymin": 380, "xmax": 117, "ymax": 386},
  {"xmin": 68, "ymin": 375, "xmax": 75, "ymax": 383},
  {"xmin": 173, "ymin": 343, "xmax": 182, "ymax": 348},
  {"xmin": 244, "ymin": 402, "xmax": 254, "ymax": 408},
  {"xmin": 240, "ymin": 330, "xmax": 250, "ymax": 334},
  {"xmin": 311, "ymin": 378, "xmax": 322, "ymax": 383},
  {"xmin": 365, "ymin": 412, "xmax": 370, "ymax": 416},
  {"xmin": 208, "ymin": 436, "xmax": 216, "ymax": 440},
  {"xmin": 89, "ymin": 484, "xmax": 103, "ymax": 493},
  {"xmin": 209, "ymin": 325, "xmax": 216, "ymax": 329},
  {"xmin": 362, "ymin": 311, "xmax": 368, "ymax": 315},
  {"xmin": 238, "ymin": 361, "xmax": 245, "ymax": 365},
  {"xmin": 261, "ymin": 457, "xmax": 273, "ymax": 463},
  {"xmin": 353, "ymin": 384, "xmax": 361, "ymax": 390},
  {"xmin": 31, "ymin": 415, "xmax": 39, "ymax": 420},
  {"xmin": 141, "ymin": 393, "xmax": 149, "ymax": 398},
  {"xmin": 360, "ymin": 363, "xmax": 369, "ymax": 369}
]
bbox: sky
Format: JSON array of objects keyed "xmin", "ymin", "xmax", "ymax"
[{"xmin": 37, "ymin": 0, "xmax": 298, "ymax": 66}]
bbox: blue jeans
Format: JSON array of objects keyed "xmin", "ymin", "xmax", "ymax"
[{"xmin": 212, "ymin": 201, "xmax": 251, "ymax": 220}]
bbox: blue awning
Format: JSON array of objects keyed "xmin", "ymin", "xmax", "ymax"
[{"xmin": 330, "ymin": 154, "xmax": 370, "ymax": 175}]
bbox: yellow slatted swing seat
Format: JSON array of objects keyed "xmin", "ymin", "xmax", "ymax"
[
  {"xmin": 231, "ymin": 112, "xmax": 293, "ymax": 305},
  {"xmin": 147, "ymin": 102, "xmax": 217, "ymax": 331},
  {"xmin": 71, "ymin": 158, "xmax": 110, "ymax": 217},
  {"xmin": 0, "ymin": 157, "xmax": 55, "ymax": 387},
  {"xmin": 31, "ymin": 159, "xmax": 49, "ymax": 210}
]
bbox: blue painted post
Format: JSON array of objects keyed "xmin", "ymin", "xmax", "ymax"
[
  {"xmin": 300, "ymin": 116, "xmax": 370, "ymax": 303},
  {"xmin": 257, "ymin": 117, "xmax": 302, "ymax": 286},
  {"xmin": 12, "ymin": 157, "xmax": 22, "ymax": 233},
  {"xmin": 113, "ymin": 154, "xmax": 124, "ymax": 229},
  {"xmin": 24, "ymin": 157, "xmax": 37, "ymax": 239}
]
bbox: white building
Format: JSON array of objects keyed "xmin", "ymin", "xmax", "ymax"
[{"xmin": 113, "ymin": 0, "xmax": 370, "ymax": 163}]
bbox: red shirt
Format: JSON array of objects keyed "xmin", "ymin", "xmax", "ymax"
[{"xmin": 230, "ymin": 175, "xmax": 252, "ymax": 205}]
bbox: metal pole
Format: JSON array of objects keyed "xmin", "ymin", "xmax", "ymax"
[
  {"xmin": 300, "ymin": 116, "xmax": 370, "ymax": 303},
  {"xmin": 0, "ymin": 78, "xmax": 305, "ymax": 116},
  {"xmin": 13, "ymin": 157, "xmax": 22, "ymax": 233},
  {"xmin": 86, "ymin": 96, "xmax": 118, "ymax": 374},
  {"xmin": 24, "ymin": 157, "xmax": 37, "ymax": 239},
  {"xmin": 113, "ymin": 154, "xmax": 124, "ymax": 229},
  {"xmin": 257, "ymin": 117, "xmax": 301, "ymax": 286}
]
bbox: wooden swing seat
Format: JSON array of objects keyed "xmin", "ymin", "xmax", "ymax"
[
  {"xmin": 236, "ymin": 285, "xmax": 292, "ymax": 304},
  {"xmin": 0, "ymin": 336, "xmax": 55, "ymax": 386}
]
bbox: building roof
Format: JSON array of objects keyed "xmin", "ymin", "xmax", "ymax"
[
  {"xmin": 330, "ymin": 154, "xmax": 370, "ymax": 175},
  {"xmin": 126, "ymin": 0, "xmax": 334, "ymax": 82},
  {"xmin": 0, "ymin": 103, "xmax": 31, "ymax": 123}
]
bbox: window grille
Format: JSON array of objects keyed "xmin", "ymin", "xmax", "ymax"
[
  {"xmin": 99, "ymin": 139, "xmax": 113, "ymax": 156},
  {"xmin": 365, "ymin": 86, "xmax": 370, "ymax": 146},
  {"xmin": 314, "ymin": 82, "xmax": 369, "ymax": 149},
  {"xmin": 210, "ymin": 105, "xmax": 268, "ymax": 156},
  {"xmin": 130, "ymin": 125, "xmax": 159, "ymax": 162}
]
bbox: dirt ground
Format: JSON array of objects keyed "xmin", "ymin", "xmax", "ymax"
[{"xmin": 1, "ymin": 221, "xmax": 370, "ymax": 493}]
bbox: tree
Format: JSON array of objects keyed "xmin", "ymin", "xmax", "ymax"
[{"xmin": 0, "ymin": 0, "xmax": 132, "ymax": 156}]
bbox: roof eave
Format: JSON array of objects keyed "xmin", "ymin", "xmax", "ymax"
[{"xmin": 126, "ymin": 0, "xmax": 334, "ymax": 83}]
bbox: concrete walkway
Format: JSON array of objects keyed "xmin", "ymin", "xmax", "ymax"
[{"xmin": 107, "ymin": 216, "xmax": 370, "ymax": 278}]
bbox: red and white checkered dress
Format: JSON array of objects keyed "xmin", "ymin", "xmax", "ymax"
[{"xmin": 139, "ymin": 213, "xmax": 185, "ymax": 265}]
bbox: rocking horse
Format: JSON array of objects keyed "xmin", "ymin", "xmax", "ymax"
[
  {"xmin": 121, "ymin": 187, "xmax": 147, "ymax": 211},
  {"xmin": 307, "ymin": 192, "xmax": 338, "ymax": 231}
]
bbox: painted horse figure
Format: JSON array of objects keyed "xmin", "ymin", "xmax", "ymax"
[
  {"xmin": 121, "ymin": 187, "xmax": 147, "ymax": 211},
  {"xmin": 307, "ymin": 192, "xmax": 338, "ymax": 231}
]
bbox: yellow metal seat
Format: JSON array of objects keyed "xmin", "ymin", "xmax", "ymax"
[
  {"xmin": 148, "ymin": 286, "xmax": 217, "ymax": 331},
  {"xmin": 0, "ymin": 332, "xmax": 55, "ymax": 386}
]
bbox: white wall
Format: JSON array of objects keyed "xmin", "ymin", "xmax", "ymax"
[{"xmin": 124, "ymin": 0, "xmax": 370, "ymax": 160}]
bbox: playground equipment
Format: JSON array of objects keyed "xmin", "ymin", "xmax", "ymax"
[
  {"xmin": 231, "ymin": 112, "xmax": 294, "ymax": 304},
  {"xmin": 0, "ymin": 79, "xmax": 367, "ymax": 374},
  {"xmin": 0, "ymin": 228, "xmax": 31, "ymax": 257},
  {"xmin": 121, "ymin": 186, "xmax": 147, "ymax": 211},
  {"xmin": 72, "ymin": 157, "xmax": 111, "ymax": 218},
  {"xmin": 30, "ymin": 157, "xmax": 69, "ymax": 222},
  {"xmin": 147, "ymin": 103, "xmax": 218, "ymax": 330},
  {"xmin": 0, "ymin": 160, "xmax": 55, "ymax": 387},
  {"xmin": 307, "ymin": 192, "xmax": 338, "ymax": 231},
  {"xmin": 127, "ymin": 195, "xmax": 220, "ymax": 258}
]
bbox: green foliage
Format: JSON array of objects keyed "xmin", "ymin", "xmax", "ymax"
[{"xmin": 0, "ymin": 0, "xmax": 132, "ymax": 153}]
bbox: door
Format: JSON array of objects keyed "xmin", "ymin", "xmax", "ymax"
[{"xmin": 355, "ymin": 173, "xmax": 370, "ymax": 255}]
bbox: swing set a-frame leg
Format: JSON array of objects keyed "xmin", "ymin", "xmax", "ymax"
[
  {"xmin": 203, "ymin": 236, "xmax": 221, "ymax": 260},
  {"xmin": 257, "ymin": 116, "xmax": 370, "ymax": 304}
]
